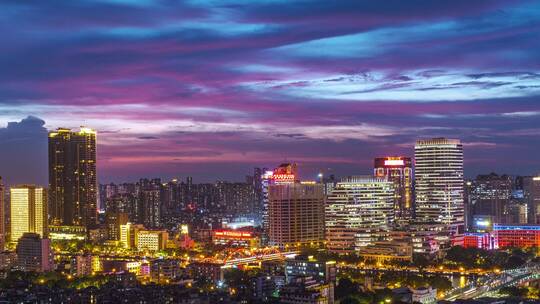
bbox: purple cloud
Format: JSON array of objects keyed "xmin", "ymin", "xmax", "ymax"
[{"xmin": 0, "ymin": 1, "xmax": 539, "ymax": 184}]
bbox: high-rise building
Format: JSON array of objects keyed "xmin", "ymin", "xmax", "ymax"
[
  {"xmin": 374, "ymin": 156, "xmax": 413, "ymax": 220},
  {"xmin": 138, "ymin": 179, "xmax": 162, "ymax": 228},
  {"xmin": 268, "ymin": 182, "xmax": 325, "ymax": 248},
  {"xmin": 523, "ymin": 175, "xmax": 540, "ymax": 224},
  {"xmin": 325, "ymin": 176, "xmax": 395, "ymax": 253},
  {"xmin": 469, "ymin": 173, "xmax": 512, "ymax": 225},
  {"xmin": 262, "ymin": 163, "xmax": 298, "ymax": 234},
  {"xmin": 253, "ymin": 167, "xmax": 268, "ymax": 223},
  {"xmin": 0, "ymin": 177, "xmax": 4, "ymax": 250},
  {"xmin": 508, "ymin": 205, "xmax": 528, "ymax": 224},
  {"xmin": 49, "ymin": 127, "xmax": 97, "ymax": 228},
  {"xmin": 16, "ymin": 232, "xmax": 52, "ymax": 272},
  {"xmin": 106, "ymin": 193, "xmax": 138, "ymax": 222},
  {"xmin": 119, "ymin": 222, "xmax": 144, "ymax": 249},
  {"xmin": 105, "ymin": 212, "xmax": 129, "ymax": 241},
  {"xmin": 414, "ymin": 138, "xmax": 464, "ymax": 234},
  {"xmin": 215, "ymin": 181, "xmax": 255, "ymax": 216},
  {"xmin": 10, "ymin": 185, "xmax": 47, "ymax": 243},
  {"xmin": 161, "ymin": 179, "xmax": 180, "ymax": 218}
]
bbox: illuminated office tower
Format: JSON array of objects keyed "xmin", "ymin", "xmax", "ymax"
[
  {"xmin": 374, "ymin": 157, "xmax": 413, "ymax": 220},
  {"xmin": 262, "ymin": 163, "xmax": 298, "ymax": 234},
  {"xmin": 268, "ymin": 182, "xmax": 325, "ymax": 248},
  {"xmin": 325, "ymin": 176, "xmax": 395, "ymax": 253},
  {"xmin": 49, "ymin": 127, "xmax": 97, "ymax": 228},
  {"xmin": 10, "ymin": 185, "xmax": 47, "ymax": 243},
  {"xmin": 523, "ymin": 175, "xmax": 540, "ymax": 224},
  {"xmin": 415, "ymin": 138, "xmax": 464, "ymax": 234},
  {"xmin": 469, "ymin": 173, "xmax": 512, "ymax": 225},
  {"xmin": 0, "ymin": 177, "xmax": 4, "ymax": 250}
]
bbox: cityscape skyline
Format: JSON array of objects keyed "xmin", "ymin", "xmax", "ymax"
[
  {"xmin": 1, "ymin": 1, "xmax": 540, "ymax": 185},
  {"xmin": 1, "ymin": 2, "xmax": 540, "ymax": 302},
  {"xmin": 1, "ymin": 120, "xmax": 539, "ymax": 186}
]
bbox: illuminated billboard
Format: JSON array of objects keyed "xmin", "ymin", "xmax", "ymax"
[
  {"xmin": 384, "ymin": 159, "xmax": 405, "ymax": 166},
  {"xmin": 271, "ymin": 174, "xmax": 295, "ymax": 181},
  {"xmin": 214, "ymin": 230, "xmax": 253, "ymax": 239}
]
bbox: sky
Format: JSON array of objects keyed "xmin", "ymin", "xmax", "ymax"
[{"xmin": 1, "ymin": 0, "xmax": 540, "ymax": 185}]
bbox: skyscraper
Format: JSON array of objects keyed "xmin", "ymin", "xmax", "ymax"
[
  {"xmin": 10, "ymin": 185, "xmax": 47, "ymax": 243},
  {"xmin": 138, "ymin": 178, "xmax": 162, "ymax": 228},
  {"xmin": 0, "ymin": 177, "xmax": 4, "ymax": 250},
  {"xmin": 253, "ymin": 167, "xmax": 268, "ymax": 223},
  {"xmin": 268, "ymin": 182, "xmax": 325, "ymax": 248},
  {"xmin": 414, "ymin": 138, "xmax": 464, "ymax": 234},
  {"xmin": 325, "ymin": 176, "xmax": 395, "ymax": 253},
  {"xmin": 374, "ymin": 156, "xmax": 413, "ymax": 220},
  {"xmin": 262, "ymin": 163, "xmax": 297, "ymax": 234},
  {"xmin": 48, "ymin": 127, "xmax": 97, "ymax": 228},
  {"xmin": 523, "ymin": 175, "xmax": 540, "ymax": 224},
  {"xmin": 469, "ymin": 173, "xmax": 512, "ymax": 225}
]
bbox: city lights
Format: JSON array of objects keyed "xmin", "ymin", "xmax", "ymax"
[{"xmin": 0, "ymin": 1, "xmax": 539, "ymax": 303}]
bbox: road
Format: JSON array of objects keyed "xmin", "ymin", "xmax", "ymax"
[{"xmin": 441, "ymin": 263, "xmax": 540, "ymax": 301}]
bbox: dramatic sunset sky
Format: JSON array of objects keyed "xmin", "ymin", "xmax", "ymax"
[{"xmin": 1, "ymin": 1, "xmax": 540, "ymax": 185}]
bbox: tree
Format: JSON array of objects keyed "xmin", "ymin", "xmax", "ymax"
[
  {"xmin": 499, "ymin": 286, "xmax": 528, "ymax": 298},
  {"xmin": 412, "ymin": 254, "xmax": 431, "ymax": 271},
  {"xmin": 340, "ymin": 296, "xmax": 361, "ymax": 304},
  {"xmin": 504, "ymin": 255, "xmax": 526, "ymax": 269},
  {"xmin": 335, "ymin": 278, "xmax": 359, "ymax": 300}
]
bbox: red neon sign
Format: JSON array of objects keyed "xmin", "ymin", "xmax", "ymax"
[{"xmin": 214, "ymin": 230, "xmax": 252, "ymax": 239}]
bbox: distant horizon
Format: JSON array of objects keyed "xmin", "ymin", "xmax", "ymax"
[{"xmin": 1, "ymin": 118, "xmax": 539, "ymax": 187}]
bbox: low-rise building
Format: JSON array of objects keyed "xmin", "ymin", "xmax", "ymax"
[
  {"xmin": 88, "ymin": 227, "xmax": 108, "ymax": 243},
  {"xmin": 101, "ymin": 259, "xmax": 141, "ymax": 275},
  {"xmin": 411, "ymin": 287, "xmax": 437, "ymax": 304},
  {"xmin": 150, "ymin": 259, "xmax": 182, "ymax": 283},
  {"xmin": 493, "ymin": 224, "xmax": 540, "ymax": 248},
  {"xmin": 251, "ymin": 275, "xmax": 285, "ymax": 301},
  {"xmin": 48, "ymin": 225, "xmax": 86, "ymax": 241},
  {"xmin": 0, "ymin": 251, "xmax": 16, "ymax": 270},
  {"xmin": 285, "ymin": 256, "xmax": 336, "ymax": 285},
  {"xmin": 459, "ymin": 224, "xmax": 540, "ymax": 249},
  {"xmin": 136, "ymin": 230, "xmax": 168, "ymax": 252},
  {"xmin": 279, "ymin": 277, "xmax": 333, "ymax": 304},
  {"xmin": 16, "ymin": 233, "xmax": 52, "ymax": 272},
  {"xmin": 187, "ymin": 262, "xmax": 224, "ymax": 284},
  {"xmin": 358, "ymin": 241, "xmax": 413, "ymax": 263},
  {"xmin": 71, "ymin": 254, "xmax": 94, "ymax": 276},
  {"xmin": 387, "ymin": 224, "xmax": 451, "ymax": 256}
]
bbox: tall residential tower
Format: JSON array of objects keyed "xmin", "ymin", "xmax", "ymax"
[
  {"xmin": 48, "ymin": 127, "xmax": 97, "ymax": 228},
  {"xmin": 268, "ymin": 182, "xmax": 325, "ymax": 248}
]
